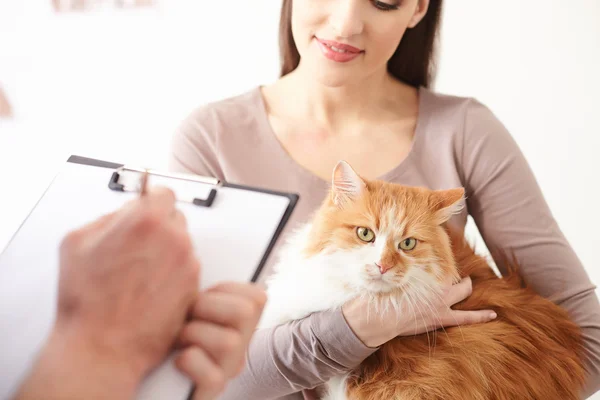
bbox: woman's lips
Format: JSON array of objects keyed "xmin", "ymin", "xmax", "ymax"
[{"xmin": 315, "ymin": 37, "xmax": 363, "ymax": 63}]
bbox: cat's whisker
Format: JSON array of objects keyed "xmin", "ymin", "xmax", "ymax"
[
  {"xmin": 406, "ymin": 281, "xmax": 443, "ymax": 356},
  {"xmin": 403, "ymin": 289, "xmax": 420, "ymax": 337},
  {"xmin": 411, "ymin": 256, "xmax": 442, "ymax": 265},
  {"xmin": 407, "ymin": 282, "xmax": 440, "ymax": 354},
  {"xmin": 391, "ymin": 294, "xmax": 401, "ymax": 314},
  {"xmin": 409, "ymin": 275, "xmax": 466, "ymax": 344},
  {"xmin": 404, "ymin": 283, "xmax": 433, "ymax": 363},
  {"xmin": 407, "ymin": 281, "xmax": 457, "ymax": 354},
  {"xmin": 364, "ymin": 292, "xmax": 376, "ymax": 323}
]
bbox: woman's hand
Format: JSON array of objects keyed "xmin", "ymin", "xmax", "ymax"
[
  {"xmin": 342, "ymin": 276, "xmax": 497, "ymax": 348},
  {"xmin": 175, "ymin": 282, "xmax": 267, "ymax": 400}
]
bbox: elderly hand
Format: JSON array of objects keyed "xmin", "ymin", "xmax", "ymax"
[{"xmin": 14, "ymin": 187, "xmax": 200, "ymax": 400}]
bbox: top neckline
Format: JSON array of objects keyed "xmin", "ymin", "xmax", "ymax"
[{"xmin": 250, "ymin": 85, "xmax": 431, "ymax": 188}]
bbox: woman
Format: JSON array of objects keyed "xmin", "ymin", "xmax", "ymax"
[{"xmin": 169, "ymin": 1, "xmax": 600, "ymax": 399}]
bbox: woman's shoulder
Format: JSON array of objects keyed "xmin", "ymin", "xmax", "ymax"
[
  {"xmin": 413, "ymin": 87, "xmax": 519, "ymax": 183},
  {"xmin": 182, "ymin": 85, "xmax": 264, "ymax": 123},
  {"xmin": 418, "ymin": 86, "xmax": 510, "ymax": 143},
  {"xmin": 418, "ymin": 87, "xmax": 523, "ymax": 185},
  {"xmin": 169, "ymin": 86, "xmax": 269, "ymax": 178},
  {"xmin": 420, "ymin": 86, "xmax": 493, "ymax": 122},
  {"xmin": 176, "ymin": 86, "xmax": 266, "ymax": 140}
]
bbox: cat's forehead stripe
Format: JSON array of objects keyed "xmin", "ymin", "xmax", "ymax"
[{"xmin": 379, "ymin": 205, "xmax": 406, "ymax": 235}]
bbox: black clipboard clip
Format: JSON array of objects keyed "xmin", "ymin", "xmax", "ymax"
[{"xmin": 108, "ymin": 166, "xmax": 219, "ymax": 208}]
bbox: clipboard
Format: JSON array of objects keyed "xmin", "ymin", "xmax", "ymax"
[{"xmin": 0, "ymin": 155, "xmax": 299, "ymax": 400}]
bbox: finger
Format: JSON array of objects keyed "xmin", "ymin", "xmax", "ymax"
[
  {"xmin": 171, "ymin": 208, "xmax": 188, "ymax": 230},
  {"xmin": 444, "ymin": 309, "xmax": 497, "ymax": 327},
  {"xmin": 191, "ymin": 290, "xmax": 264, "ymax": 334},
  {"xmin": 441, "ymin": 274, "xmax": 456, "ymax": 288},
  {"xmin": 145, "ymin": 186, "xmax": 177, "ymax": 216},
  {"xmin": 175, "ymin": 347, "xmax": 226, "ymax": 400},
  {"xmin": 179, "ymin": 321, "xmax": 245, "ymax": 378},
  {"xmin": 207, "ymin": 282, "xmax": 267, "ymax": 310},
  {"xmin": 445, "ymin": 276, "xmax": 473, "ymax": 306}
]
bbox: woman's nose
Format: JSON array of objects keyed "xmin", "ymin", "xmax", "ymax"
[{"xmin": 328, "ymin": 0, "xmax": 364, "ymax": 39}]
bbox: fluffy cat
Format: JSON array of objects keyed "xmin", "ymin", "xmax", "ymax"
[{"xmin": 258, "ymin": 160, "xmax": 586, "ymax": 400}]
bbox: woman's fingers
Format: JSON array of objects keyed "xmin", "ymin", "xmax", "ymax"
[
  {"xmin": 444, "ymin": 276, "xmax": 473, "ymax": 306},
  {"xmin": 444, "ymin": 309, "xmax": 497, "ymax": 328},
  {"xmin": 175, "ymin": 347, "xmax": 226, "ymax": 400},
  {"xmin": 437, "ymin": 276, "xmax": 497, "ymax": 328}
]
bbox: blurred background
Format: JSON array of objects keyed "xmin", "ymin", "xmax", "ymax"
[{"xmin": 0, "ymin": 0, "xmax": 599, "ymax": 351}]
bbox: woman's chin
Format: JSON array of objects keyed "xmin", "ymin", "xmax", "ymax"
[{"xmin": 306, "ymin": 63, "xmax": 358, "ymax": 88}]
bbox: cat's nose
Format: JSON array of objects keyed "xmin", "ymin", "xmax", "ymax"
[{"xmin": 376, "ymin": 262, "xmax": 392, "ymax": 274}]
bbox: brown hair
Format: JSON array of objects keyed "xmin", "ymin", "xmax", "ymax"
[{"xmin": 278, "ymin": 0, "xmax": 443, "ymax": 88}]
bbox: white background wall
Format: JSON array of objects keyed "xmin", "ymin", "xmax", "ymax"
[{"xmin": 0, "ymin": 0, "xmax": 599, "ymax": 395}]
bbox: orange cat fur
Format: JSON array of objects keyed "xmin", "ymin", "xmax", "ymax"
[
  {"xmin": 259, "ymin": 161, "xmax": 586, "ymax": 400},
  {"xmin": 345, "ymin": 228, "xmax": 586, "ymax": 400}
]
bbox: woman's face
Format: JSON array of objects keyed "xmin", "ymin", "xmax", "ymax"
[{"xmin": 291, "ymin": 0, "xmax": 429, "ymax": 87}]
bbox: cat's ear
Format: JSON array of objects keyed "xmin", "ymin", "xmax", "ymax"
[
  {"xmin": 331, "ymin": 160, "xmax": 366, "ymax": 206},
  {"xmin": 430, "ymin": 188, "xmax": 465, "ymax": 223}
]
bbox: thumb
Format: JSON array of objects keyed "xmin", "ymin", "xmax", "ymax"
[{"xmin": 444, "ymin": 309, "xmax": 497, "ymax": 327}]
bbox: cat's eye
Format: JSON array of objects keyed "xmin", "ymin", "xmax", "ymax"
[
  {"xmin": 356, "ymin": 227, "xmax": 375, "ymax": 242},
  {"xmin": 399, "ymin": 238, "xmax": 417, "ymax": 251}
]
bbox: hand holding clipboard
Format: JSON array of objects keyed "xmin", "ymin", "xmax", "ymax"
[{"xmin": 0, "ymin": 155, "xmax": 298, "ymax": 400}]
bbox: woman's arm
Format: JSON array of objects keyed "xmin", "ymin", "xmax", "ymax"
[
  {"xmin": 460, "ymin": 99, "xmax": 600, "ymax": 398},
  {"xmin": 217, "ymin": 309, "xmax": 376, "ymax": 398}
]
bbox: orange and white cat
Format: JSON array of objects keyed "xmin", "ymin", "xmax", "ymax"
[{"xmin": 258, "ymin": 160, "xmax": 586, "ymax": 400}]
